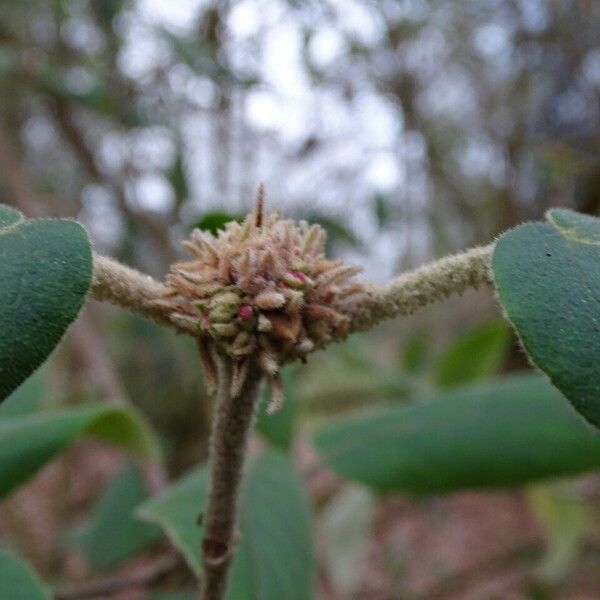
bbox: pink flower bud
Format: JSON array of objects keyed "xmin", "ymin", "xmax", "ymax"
[{"xmin": 238, "ymin": 305, "xmax": 254, "ymax": 320}]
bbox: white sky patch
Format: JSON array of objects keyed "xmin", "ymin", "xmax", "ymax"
[
  {"xmin": 519, "ymin": 0, "xmax": 549, "ymax": 33},
  {"xmin": 418, "ymin": 66, "xmax": 479, "ymax": 123},
  {"xmin": 61, "ymin": 16, "xmax": 104, "ymax": 53},
  {"xmin": 130, "ymin": 128, "xmax": 176, "ymax": 171},
  {"xmin": 309, "ymin": 28, "xmax": 346, "ymax": 69},
  {"xmin": 312, "ymin": 89, "xmax": 356, "ymax": 137},
  {"xmin": 118, "ymin": 19, "xmax": 170, "ymax": 79},
  {"xmin": 403, "ymin": 130, "xmax": 426, "ymax": 161},
  {"xmin": 582, "ymin": 50, "xmax": 600, "ymax": 88},
  {"xmin": 81, "ymin": 184, "xmax": 124, "ymax": 247},
  {"xmin": 472, "ymin": 23, "xmax": 511, "ymax": 59},
  {"xmin": 246, "ymin": 90, "xmax": 283, "ymax": 130},
  {"xmin": 457, "ymin": 136, "xmax": 505, "ymax": 183},
  {"xmin": 354, "ymin": 92, "xmax": 401, "ymax": 147},
  {"xmin": 365, "ymin": 152, "xmax": 400, "ymax": 191},
  {"xmin": 328, "ymin": 0, "xmax": 384, "ymax": 45},
  {"xmin": 136, "ymin": 0, "xmax": 204, "ymax": 31},
  {"xmin": 22, "ymin": 115, "xmax": 56, "ymax": 150},
  {"xmin": 228, "ymin": 0, "xmax": 263, "ymax": 38},
  {"xmin": 555, "ymin": 89, "xmax": 590, "ymax": 125},
  {"xmin": 182, "ymin": 77, "xmax": 218, "ymax": 111},
  {"xmin": 98, "ymin": 131, "xmax": 128, "ymax": 174},
  {"xmin": 262, "ymin": 19, "xmax": 308, "ymax": 98},
  {"xmin": 402, "ymin": 27, "xmax": 447, "ymax": 78},
  {"xmin": 133, "ymin": 174, "xmax": 175, "ymax": 213}
]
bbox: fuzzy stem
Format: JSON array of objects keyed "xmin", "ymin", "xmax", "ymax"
[
  {"xmin": 90, "ymin": 253, "xmax": 175, "ymax": 327},
  {"xmin": 91, "ymin": 245, "xmax": 495, "ymax": 337},
  {"xmin": 350, "ymin": 243, "xmax": 495, "ymax": 331},
  {"xmin": 200, "ymin": 356, "xmax": 262, "ymax": 600}
]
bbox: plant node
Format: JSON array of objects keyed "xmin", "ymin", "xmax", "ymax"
[{"xmin": 153, "ymin": 188, "xmax": 367, "ymax": 410}]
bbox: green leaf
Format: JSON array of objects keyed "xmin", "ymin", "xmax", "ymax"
[
  {"xmin": 0, "ymin": 549, "xmax": 49, "ymax": 600},
  {"xmin": 305, "ymin": 212, "xmax": 361, "ymax": 250},
  {"xmin": 400, "ymin": 329, "xmax": 430, "ymax": 374},
  {"xmin": 314, "ymin": 376, "xmax": 600, "ymax": 494},
  {"xmin": 138, "ymin": 451, "xmax": 314, "ymax": 599},
  {"xmin": 39, "ymin": 72, "xmax": 144, "ymax": 126},
  {"xmin": 433, "ymin": 320, "xmax": 510, "ymax": 387},
  {"xmin": 0, "ymin": 404, "xmax": 158, "ymax": 498},
  {"xmin": 77, "ymin": 463, "xmax": 162, "ymax": 570},
  {"xmin": 255, "ymin": 369, "xmax": 298, "ymax": 450},
  {"xmin": 138, "ymin": 466, "xmax": 207, "ymax": 573},
  {"xmin": 492, "ymin": 210, "xmax": 600, "ymax": 427},
  {"xmin": 92, "ymin": 0, "xmax": 126, "ymax": 26},
  {"xmin": 168, "ymin": 150, "xmax": 189, "ymax": 207},
  {"xmin": 0, "ymin": 370, "xmax": 44, "ymax": 419},
  {"xmin": 527, "ymin": 483, "xmax": 588, "ymax": 584},
  {"xmin": 161, "ymin": 30, "xmax": 254, "ymax": 85},
  {"xmin": 193, "ymin": 212, "xmax": 243, "ymax": 235},
  {"xmin": 373, "ymin": 193, "xmax": 390, "ymax": 229},
  {"xmin": 0, "ymin": 205, "xmax": 92, "ymax": 401}
]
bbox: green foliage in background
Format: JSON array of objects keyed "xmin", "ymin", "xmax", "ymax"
[
  {"xmin": 527, "ymin": 483, "xmax": 588, "ymax": 584},
  {"xmin": 193, "ymin": 212, "xmax": 244, "ymax": 235},
  {"xmin": 138, "ymin": 451, "xmax": 314, "ymax": 600},
  {"xmin": 2, "ymin": 0, "xmax": 600, "ymax": 595},
  {"xmin": 0, "ymin": 403, "xmax": 158, "ymax": 498},
  {"xmin": 75, "ymin": 463, "xmax": 162, "ymax": 571},
  {"xmin": 314, "ymin": 376, "xmax": 600, "ymax": 493},
  {"xmin": 0, "ymin": 550, "xmax": 49, "ymax": 600},
  {"xmin": 432, "ymin": 320, "xmax": 510, "ymax": 387},
  {"xmin": 0, "ymin": 371, "xmax": 44, "ymax": 419}
]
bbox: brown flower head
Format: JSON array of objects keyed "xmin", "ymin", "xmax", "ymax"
[{"xmin": 156, "ymin": 188, "xmax": 366, "ymax": 410}]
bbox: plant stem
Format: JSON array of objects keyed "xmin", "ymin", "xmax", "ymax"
[
  {"xmin": 350, "ymin": 243, "xmax": 494, "ymax": 331},
  {"xmin": 90, "ymin": 244, "xmax": 495, "ymax": 339},
  {"xmin": 90, "ymin": 254, "xmax": 173, "ymax": 324},
  {"xmin": 200, "ymin": 356, "xmax": 263, "ymax": 600}
]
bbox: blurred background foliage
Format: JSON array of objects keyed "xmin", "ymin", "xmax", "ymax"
[{"xmin": 0, "ymin": 0, "xmax": 599, "ymax": 598}]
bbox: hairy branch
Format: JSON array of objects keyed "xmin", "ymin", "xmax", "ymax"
[
  {"xmin": 90, "ymin": 244, "xmax": 495, "ymax": 339},
  {"xmin": 90, "ymin": 253, "xmax": 174, "ymax": 326},
  {"xmin": 350, "ymin": 243, "xmax": 495, "ymax": 331},
  {"xmin": 201, "ymin": 356, "xmax": 263, "ymax": 600}
]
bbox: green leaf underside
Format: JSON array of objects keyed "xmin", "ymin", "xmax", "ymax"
[
  {"xmin": 0, "ymin": 405, "xmax": 158, "ymax": 498},
  {"xmin": 433, "ymin": 319, "xmax": 510, "ymax": 387},
  {"xmin": 493, "ymin": 211, "xmax": 600, "ymax": 427},
  {"xmin": 0, "ymin": 370, "xmax": 44, "ymax": 419},
  {"xmin": 0, "ymin": 549, "xmax": 49, "ymax": 600},
  {"xmin": 314, "ymin": 376, "xmax": 600, "ymax": 494},
  {"xmin": 0, "ymin": 205, "xmax": 92, "ymax": 400},
  {"xmin": 78, "ymin": 463, "xmax": 162, "ymax": 570},
  {"xmin": 138, "ymin": 451, "xmax": 314, "ymax": 600}
]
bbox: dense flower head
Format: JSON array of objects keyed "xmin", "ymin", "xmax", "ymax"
[{"xmin": 155, "ymin": 190, "xmax": 366, "ymax": 408}]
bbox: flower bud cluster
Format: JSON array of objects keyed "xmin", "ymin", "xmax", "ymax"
[{"xmin": 154, "ymin": 196, "xmax": 366, "ymax": 408}]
